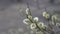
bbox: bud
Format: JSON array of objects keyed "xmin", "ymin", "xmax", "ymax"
[
  {"xmin": 37, "ymin": 22, "xmax": 45, "ymax": 28},
  {"xmin": 33, "ymin": 17, "xmax": 39, "ymax": 22},
  {"xmin": 52, "ymin": 15, "xmax": 57, "ymax": 20},
  {"xmin": 45, "ymin": 14, "xmax": 50, "ymax": 19},
  {"xmin": 26, "ymin": 8, "xmax": 31, "ymax": 15},
  {"xmin": 43, "ymin": 11, "xmax": 47, "ymax": 17},
  {"xmin": 56, "ymin": 23, "xmax": 60, "ymax": 27},
  {"xmin": 43, "ymin": 12, "xmax": 50, "ymax": 19},
  {"xmin": 23, "ymin": 18, "xmax": 30, "ymax": 25},
  {"xmin": 51, "ymin": 15, "xmax": 58, "ymax": 25},
  {"xmin": 30, "ymin": 23, "xmax": 36, "ymax": 30},
  {"xmin": 28, "ymin": 15, "xmax": 33, "ymax": 20}
]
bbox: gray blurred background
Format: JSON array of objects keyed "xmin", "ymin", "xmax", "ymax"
[{"xmin": 0, "ymin": 0, "xmax": 60, "ymax": 34}]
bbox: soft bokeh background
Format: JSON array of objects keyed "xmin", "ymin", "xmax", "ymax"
[{"xmin": 0, "ymin": 0, "xmax": 60, "ymax": 34}]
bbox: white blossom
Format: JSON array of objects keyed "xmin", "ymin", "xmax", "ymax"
[
  {"xmin": 45, "ymin": 14, "xmax": 50, "ymax": 19},
  {"xmin": 26, "ymin": 8, "xmax": 30, "ymax": 15},
  {"xmin": 37, "ymin": 22, "xmax": 47, "ymax": 29},
  {"xmin": 37, "ymin": 22, "xmax": 45, "ymax": 28},
  {"xmin": 30, "ymin": 23, "xmax": 36, "ymax": 30},
  {"xmin": 28, "ymin": 15, "xmax": 32, "ymax": 19},
  {"xmin": 33, "ymin": 17, "xmax": 39, "ymax": 22},
  {"xmin": 43, "ymin": 11, "xmax": 47, "ymax": 17},
  {"xmin": 56, "ymin": 23, "xmax": 60, "ymax": 26},
  {"xmin": 23, "ymin": 18, "xmax": 30, "ymax": 25},
  {"xmin": 52, "ymin": 15, "xmax": 57, "ymax": 20},
  {"xmin": 43, "ymin": 12, "xmax": 50, "ymax": 19}
]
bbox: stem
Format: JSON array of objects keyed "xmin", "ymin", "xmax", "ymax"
[
  {"xmin": 36, "ymin": 23, "xmax": 41, "ymax": 30},
  {"xmin": 26, "ymin": 0, "xmax": 40, "ymax": 32},
  {"xmin": 26, "ymin": 0, "xmax": 32, "ymax": 15},
  {"xmin": 34, "ymin": 21, "xmax": 41, "ymax": 31},
  {"xmin": 29, "ymin": 18, "xmax": 33, "ymax": 23}
]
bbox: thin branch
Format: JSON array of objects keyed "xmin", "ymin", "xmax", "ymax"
[
  {"xmin": 26, "ymin": 0, "xmax": 32, "ymax": 17},
  {"xmin": 26, "ymin": 0, "xmax": 30, "ymax": 9}
]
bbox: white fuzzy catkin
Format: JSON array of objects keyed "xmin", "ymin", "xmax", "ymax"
[
  {"xmin": 43, "ymin": 12, "xmax": 47, "ymax": 17},
  {"xmin": 34, "ymin": 17, "xmax": 39, "ymax": 22},
  {"xmin": 26, "ymin": 8, "xmax": 30, "ymax": 15},
  {"xmin": 23, "ymin": 18, "xmax": 30, "ymax": 25},
  {"xmin": 56, "ymin": 23, "xmax": 60, "ymax": 26},
  {"xmin": 37, "ymin": 22, "xmax": 45, "ymax": 28},
  {"xmin": 30, "ymin": 23, "xmax": 36, "ymax": 30},
  {"xmin": 28, "ymin": 15, "xmax": 32, "ymax": 19}
]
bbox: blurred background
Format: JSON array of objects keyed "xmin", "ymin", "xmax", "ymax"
[{"xmin": 0, "ymin": 0, "xmax": 60, "ymax": 34}]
